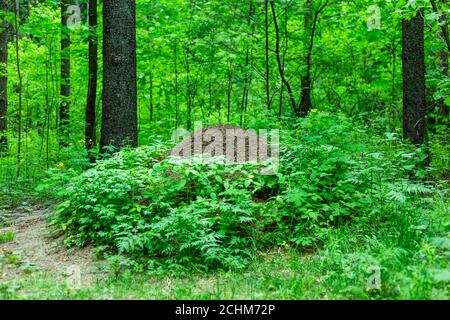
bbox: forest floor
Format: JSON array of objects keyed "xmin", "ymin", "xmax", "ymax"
[
  {"xmin": 0, "ymin": 204, "xmax": 104, "ymax": 292},
  {"xmin": 0, "ymin": 200, "xmax": 448, "ymax": 300},
  {"xmin": 0, "ymin": 203, "xmax": 318, "ymax": 300}
]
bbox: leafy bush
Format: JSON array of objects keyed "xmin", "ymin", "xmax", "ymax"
[
  {"xmin": 262, "ymin": 112, "xmax": 434, "ymax": 246},
  {"xmin": 53, "ymin": 113, "xmax": 440, "ymax": 271},
  {"xmin": 52, "ymin": 144, "xmax": 275, "ymax": 270}
]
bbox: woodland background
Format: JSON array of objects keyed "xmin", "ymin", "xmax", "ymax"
[{"xmin": 0, "ymin": 0, "xmax": 448, "ymax": 300}]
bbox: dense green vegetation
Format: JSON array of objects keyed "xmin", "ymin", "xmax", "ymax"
[
  {"xmin": 0, "ymin": 0, "xmax": 449, "ymax": 300},
  {"xmin": 2, "ymin": 112, "xmax": 449, "ymax": 299},
  {"xmin": 48, "ymin": 113, "xmax": 444, "ymax": 268}
]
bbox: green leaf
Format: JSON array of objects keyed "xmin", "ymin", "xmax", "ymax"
[
  {"xmin": 444, "ymin": 97, "xmax": 450, "ymax": 107},
  {"xmin": 175, "ymin": 179, "xmax": 187, "ymax": 190}
]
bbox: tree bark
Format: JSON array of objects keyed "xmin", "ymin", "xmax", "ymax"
[
  {"xmin": 185, "ymin": 46, "xmax": 192, "ymax": 130},
  {"xmin": 264, "ymin": 0, "xmax": 271, "ymax": 111},
  {"xmin": 100, "ymin": 0, "xmax": 138, "ymax": 151},
  {"xmin": 298, "ymin": 0, "xmax": 328, "ymax": 117},
  {"xmin": 271, "ymin": 1, "xmax": 296, "ymax": 114},
  {"xmin": 59, "ymin": 0, "xmax": 71, "ymax": 146},
  {"xmin": 85, "ymin": 0, "xmax": 97, "ymax": 161},
  {"xmin": 174, "ymin": 41, "xmax": 179, "ymax": 128},
  {"xmin": 13, "ymin": 1, "xmax": 22, "ymax": 177},
  {"xmin": 0, "ymin": 0, "xmax": 11, "ymax": 152},
  {"xmin": 298, "ymin": 0, "xmax": 313, "ymax": 117},
  {"xmin": 437, "ymin": 0, "xmax": 449, "ymax": 121},
  {"xmin": 149, "ymin": 68, "xmax": 154, "ymax": 122},
  {"xmin": 227, "ymin": 63, "xmax": 232, "ymax": 123},
  {"xmin": 279, "ymin": 1, "xmax": 288, "ymax": 119},
  {"xmin": 402, "ymin": 10, "xmax": 427, "ymax": 146},
  {"xmin": 240, "ymin": 0, "xmax": 254, "ymax": 126}
]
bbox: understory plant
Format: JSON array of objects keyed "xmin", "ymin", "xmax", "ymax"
[{"xmin": 52, "ymin": 113, "xmax": 446, "ymax": 272}]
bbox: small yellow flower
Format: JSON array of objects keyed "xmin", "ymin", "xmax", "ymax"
[
  {"xmin": 310, "ymin": 108, "xmax": 318, "ymax": 113},
  {"xmin": 56, "ymin": 162, "xmax": 65, "ymax": 169}
]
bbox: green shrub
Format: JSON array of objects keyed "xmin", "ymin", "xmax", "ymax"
[
  {"xmin": 52, "ymin": 144, "xmax": 275, "ymax": 270},
  {"xmin": 262, "ymin": 112, "xmax": 433, "ymax": 246},
  {"xmin": 52, "ymin": 113, "xmax": 440, "ymax": 272}
]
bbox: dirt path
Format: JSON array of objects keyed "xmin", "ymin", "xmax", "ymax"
[{"xmin": 0, "ymin": 203, "xmax": 102, "ymax": 286}]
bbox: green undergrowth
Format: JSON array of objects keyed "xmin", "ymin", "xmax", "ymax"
[
  {"xmin": 1, "ymin": 203, "xmax": 449, "ymax": 299},
  {"xmin": 48, "ymin": 113, "xmax": 449, "ymax": 275}
]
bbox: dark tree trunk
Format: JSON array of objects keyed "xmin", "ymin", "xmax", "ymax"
[
  {"xmin": 438, "ymin": 0, "xmax": 449, "ymax": 121},
  {"xmin": 402, "ymin": 10, "xmax": 427, "ymax": 146},
  {"xmin": 298, "ymin": 0, "xmax": 328, "ymax": 117},
  {"xmin": 439, "ymin": 43, "xmax": 449, "ymax": 122},
  {"xmin": 271, "ymin": 1, "xmax": 296, "ymax": 114},
  {"xmin": 264, "ymin": 0, "xmax": 271, "ymax": 111},
  {"xmin": 298, "ymin": 0, "xmax": 313, "ymax": 117},
  {"xmin": 279, "ymin": 1, "xmax": 288, "ymax": 119},
  {"xmin": 240, "ymin": 0, "xmax": 254, "ymax": 126},
  {"xmin": 100, "ymin": 0, "xmax": 138, "ymax": 151},
  {"xmin": 298, "ymin": 74, "xmax": 312, "ymax": 116},
  {"xmin": 174, "ymin": 41, "xmax": 179, "ymax": 128},
  {"xmin": 185, "ymin": 46, "xmax": 192, "ymax": 131},
  {"xmin": 13, "ymin": 1, "xmax": 22, "ymax": 177},
  {"xmin": 0, "ymin": 0, "xmax": 11, "ymax": 152},
  {"xmin": 85, "ymin": 0, "xmax": 97, "ymax": 162},
  {"xmin": 227, "ymin": 64, "xmax": 232, "ymax": 123},
  {"xmin": 59, "ymin": 0, "xmax": 71, "ymax": 146},
  {"xmin": 149, "ymin": 68, "xmax": 154, "ymax": 122}
]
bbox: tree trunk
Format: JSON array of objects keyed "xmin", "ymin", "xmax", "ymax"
[
  {"xmin": 85, "ymin": 0, "xmax": 97, "ymax": 161},
  {"xmin": 298, "ymin": 1, "xmax": 327, "ymax": 117},
  {"xmin": 174, "ymin": 41, "xmax": 179, "ymax": 128},
  {"xmin": 271, "ymin": 1, "xmax": 296, "ymax": 114},
  {"xmin": 298, "ymin": 0, "xmax": 313, "ymax": 117},
  {"xmin": 438, "ymin": 0, "xmax": 449, "ymax": 121},
  {"xmin": 402, "ymin": 10, "xmax": 427, "ymax": 146},
  {"xmin": 149, "ymin": 68, "xmax": 154, "ymax": 122},
  {"xmin": 227, "ymin": 63, "xmax": 232, "ymax": 123},
  {"xmin": 59, "ymin": 0, "xmax": 71, "ymax": 146},
  {"xmin": 100, "ymin": 0, "xmax": 138, "ymax": 151},
  {"xmin": 264, "ymin": 0, "xmax": 271, "ymax": 111},
  {"xmin": 185, "ymin": 46, "xmax": 193, "ymax": 131},
  {"xmin": 240, "ymin": 0, "xmax": 254, "ymax": 126},
  {"xmin": 13, "ymin": 1, "xmax": 22, "ymax": 177},
  {"xmin": 0, "ymin": 0, "xmax": 11, "ymax": 152},
  {"xmin": 279, "ymin": 2, "xmax": 288, "ymax": 119}
]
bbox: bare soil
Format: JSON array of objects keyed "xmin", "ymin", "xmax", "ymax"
[{"xmin": 0, "ymin": 203, "xmax": 103, "ymax": 286}]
